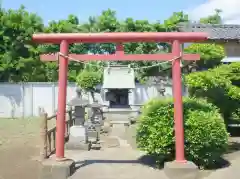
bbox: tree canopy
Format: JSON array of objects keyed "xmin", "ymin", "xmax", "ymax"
[
  {"xmin": 0, "ymin": 6, "xmax": 225, "ymax": 82},
  {"xmin": 184, "ymin": 9, "xmax": 225, "ymax": 70},
  {"xmin": 184, "ymin": 9, "xmax": 240, "ymax": 123},
  {"xmin": 199, "ymin": 9, "xmax": 222, "ymax": 24}
]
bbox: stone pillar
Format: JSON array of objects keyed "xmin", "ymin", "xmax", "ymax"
[{"xmin": 74, "ymin": 106, "xmax": 85, "ymax": 126}]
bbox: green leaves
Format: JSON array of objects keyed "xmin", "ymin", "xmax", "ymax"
[
  {"xmin": 1, "ymin": 5, "xmax": 193, "ymax": 82},
  {"xmin": 0, "ymin": 5, "xmax": 226, "ymax": 83},
  {"xmin": 76, "ymin": 70, "xmax": 102, "ymax": 92},
  {"xmin": 184, "ymin": 43, "xmax": 225, "ymax": 69},
  {"xmin": 164, "ymin": 12, "xmax": 188, "ymax": 31},
  {"xmin": 183, "ymin": 9, "xmax": 224, "ymax": 71},
  {"xmin": 137, "ymin": 97, "xmax": 228, "ymax": 168},
  {"xmin": 200, "ymin": 9, "xmax": 222, "ymax": 24},
  {"xmin": 0, "ymin": 6, "xmax": 44, "ymax": 82},
  {"xmin": 185, "ymin": 63, "xmax": 240, "ymax": 122}
]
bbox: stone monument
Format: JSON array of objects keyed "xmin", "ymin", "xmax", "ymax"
[{"xmin": 65, "ymin": 88, "xmax": 91, "ymax": 150}]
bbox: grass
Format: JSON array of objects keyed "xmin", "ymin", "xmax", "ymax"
[
  {"xmin": 0, "ymin": 117, "xmax": 56, "ymax": 147},
  {"xmin": 0, "ymin": 117, "xmax": 48, "ymax": 179},
  {"xmin": 0, "ymin": 118, "xmax": 39, "ymax": 145}
]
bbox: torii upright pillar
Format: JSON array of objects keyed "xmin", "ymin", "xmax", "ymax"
[
  {"xmin": 56, "ymin": 40, "xmax": 69, "ymax": 158},
  {"xmin": 172, "ymin": 40, "xmax": 185, "ymax": 162},
  {"xmin": 32, "ymin": 32, "xmax": 208, "ymax": 167}
]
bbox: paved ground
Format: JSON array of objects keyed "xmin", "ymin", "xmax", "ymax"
[
  {"xmin": 205, "ymin": 156, "xmax": 240, "ymax": 179},
  {"xmin": 1, "ymin": 119, "xmax": 240, "ymax": 179},
  {"xmin": 62, "ymin": 135, "xmax": 240, "ymax": 179},
  {"xmin": 65, "ymin": 137, "xmax": 168, "ymax": 179},
  {"xmin": 204, "ymin": 137, "xmax": 240, "ymax": 179}
]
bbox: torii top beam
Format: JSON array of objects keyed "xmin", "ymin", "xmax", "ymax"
[{"xmin": 32, "ymin": 32, "xmax": 208, "ymax": 44}]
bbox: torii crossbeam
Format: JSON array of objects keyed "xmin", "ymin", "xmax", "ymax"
[{"xmin": 32, "ymin": 32, "xmax": 208, "ymax": 162}]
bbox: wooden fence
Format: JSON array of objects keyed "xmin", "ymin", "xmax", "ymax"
[{"xmin": 39, "ymin": 107, "xmax": 75, "ymax": 160}]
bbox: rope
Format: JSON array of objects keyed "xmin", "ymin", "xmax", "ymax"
[
  {"xmin": 57, "ymin": 52, "xmax": 182, "ymax": 71},
  {"xmin": 132, "ymin": 54, "xmax": 182, "ymax": 70},
  {"xmin": 57, "ymin": 52, "xmax": 104, "ymax": 68}
]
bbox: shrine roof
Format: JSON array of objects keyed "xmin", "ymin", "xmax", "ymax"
[{"xmin": 177, "ymin": 23, "xmax": 240, "ymax": 41}]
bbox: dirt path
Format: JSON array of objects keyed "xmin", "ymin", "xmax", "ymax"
[
  {"xmin": 0, "ymin": 119, "xmax": 41, "ymax": 179},
  {"xmin": 0, "ymin": 143, "xmax": 40, "ymax": 179}
]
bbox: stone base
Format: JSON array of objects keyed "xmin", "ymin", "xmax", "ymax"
[
  {"xmin": 91, "ymin": 142, "xmax": 101, "ymax": 150},
  {"xmin": 39, "ymin": 158, "xmax": 75, "ymax": 179},
  {"xmin": 102, "ymin": 121, "xmax": 111, "ymax": 133},
  {"xmin": 109, "ymin": 121, "xmax": 130, "ymax": 138},
  {"xmin": 164, "ymin": 161, "xmax": 198, "ymax": 179},
  {"xmin": 88, "ymin": 130, "xmax": 98, "ymax": 140},
  {"xmin": 65, "ymin": 141, "xmax": 91, "ymax": 151}
]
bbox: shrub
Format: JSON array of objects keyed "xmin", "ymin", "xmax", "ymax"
[
  {"xmin": 136, "ymin": 97, "xmax": 229, "ymax": 168},
  {"xmin": 184, "ymin": 43, "xmax": 225, "ymax": 69},
  {"xmin": 76, "ymin": 70, "xmax": 102, "ymax": 91},
  {"xmin": 185, "ymin": 63, "xmax": 240, "ymax": 123}
]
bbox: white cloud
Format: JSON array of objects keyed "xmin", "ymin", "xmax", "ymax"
[{"xmin": 187, "ymin": 0, "xmax": 240, "ymax": 24}]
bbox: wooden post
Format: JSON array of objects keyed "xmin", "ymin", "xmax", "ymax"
[{"xmin": 40, "ymin": 112, "xmax": 48, "ymax": 160}]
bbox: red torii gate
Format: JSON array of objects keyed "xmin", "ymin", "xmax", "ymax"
[{"xmin": 32, "ymin": 32, "xmax": 208, "ymax": 162}]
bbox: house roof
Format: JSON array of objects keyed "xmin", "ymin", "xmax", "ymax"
[
  {"xmin": 177, "ymin": 23, "xmax": 240, "ymax": 40},
  {"xmin": 102, "ymin": 66, "xmax": 135, "ymax": 89}
]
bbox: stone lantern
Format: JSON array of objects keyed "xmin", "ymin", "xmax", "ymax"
[
  {"xmin": 85, "ymin": 100, "xmax": 106, "ymax": 142},
  {"xmin": 150, "ymin": 76, "xmax": 166, "ymax": 96},
  {"xmin": 65, "ymin": 88, "xmax": 91, "ymax": 150},
  {"xmin": 68, "ymin": 88, "xmax": 88, "ymax": 126},
  {"xmin": 156, "ymin": 78, "xmax": 166, "ymax": 96},
  {"xmin": 88, "ymin": 100, "xmax": 105, "ymax": 124}
]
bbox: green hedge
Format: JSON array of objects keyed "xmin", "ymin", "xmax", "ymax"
[
  {"xmin": 136, "ymin": 97, "xmax": 228, "ymax": 168},
  {"xmin": 185, "ymin": 63, "xmax": 240, "ymax": 123}
]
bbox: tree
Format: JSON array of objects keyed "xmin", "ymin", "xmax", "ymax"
[
  {"xmin": 184, "ymin": 9, "xmax": 240, "ymax": 124},
  {"xmin": 76, "ymin": 70, "xmax": 102, "ymax": 101},
  {"xmin": 0, "ymin": 5, "xmax": 215, "ymax": 82},
  {"xmin": 185, "ymin": 63, "xmax": 240, "ymax": 124},
  {"xmin": 118, "ymin": 11, "xmax": 189, "ymax": 81},
  {"xmin": 184, "ymin": 43, "xmax": 225, "ymax": 70},
  {"xmin": 40, "ymin": 14, "xmax": 88, "ymax": 82},
  {"xmin": 200, "ymin": 9, "xmax": 222, "ymax": 24},
  {"xmin": 0, "ymin": 5, "xmax": 45, "ymax": 82},
  {"xmin": 184, "ymin": 9, "xmax": 225, "ymax": 70}
]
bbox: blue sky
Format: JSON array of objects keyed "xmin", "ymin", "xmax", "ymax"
[{"xmin": 2, "ymin": 0, "xmax": 207, "ymax": 24}]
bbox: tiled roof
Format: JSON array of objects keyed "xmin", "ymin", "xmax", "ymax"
[{"xmin": 177, "ymin": 23, "xmax": 240, "ymax": 40}]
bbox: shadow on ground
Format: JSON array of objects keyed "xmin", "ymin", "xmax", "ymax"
[
  {"xmin": 75, "ymin": 154, "xmax": 158, "ymax": 170},
  {"xmin": 227, "ymin": 141, "xmax": 240, "ymax": 154},
  {"xmin": 70, "ymin": 138, "xmax": 240, "ymax": 179},
  {"xmin": 74, "ymin": 154, "xmax": 231, "ymax": 171}
]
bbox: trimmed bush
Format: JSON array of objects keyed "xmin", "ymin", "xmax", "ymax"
[
  {"xmin": 76, "ymin": 70, "xmax": 102, "ymax": 91},
  {"xmin": 185, "ymin": 63, "xmax": 240, "ymax": 123},
  {"xmin": 184, "ymin": 43, "xmax": 225, "ymax": 69},
  {"xmin": 136, "ymin": 97, "xmax": 229, "ymax": 168}
]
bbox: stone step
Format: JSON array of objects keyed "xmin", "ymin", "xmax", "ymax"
[{"xmin": 109, "ymin": 121, "xmax": 130, "ymax": 139}]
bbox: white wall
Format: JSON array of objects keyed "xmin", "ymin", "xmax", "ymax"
[{"xmin": 0, "ymin": 82, "xmax": 187, "ymax": 118}]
